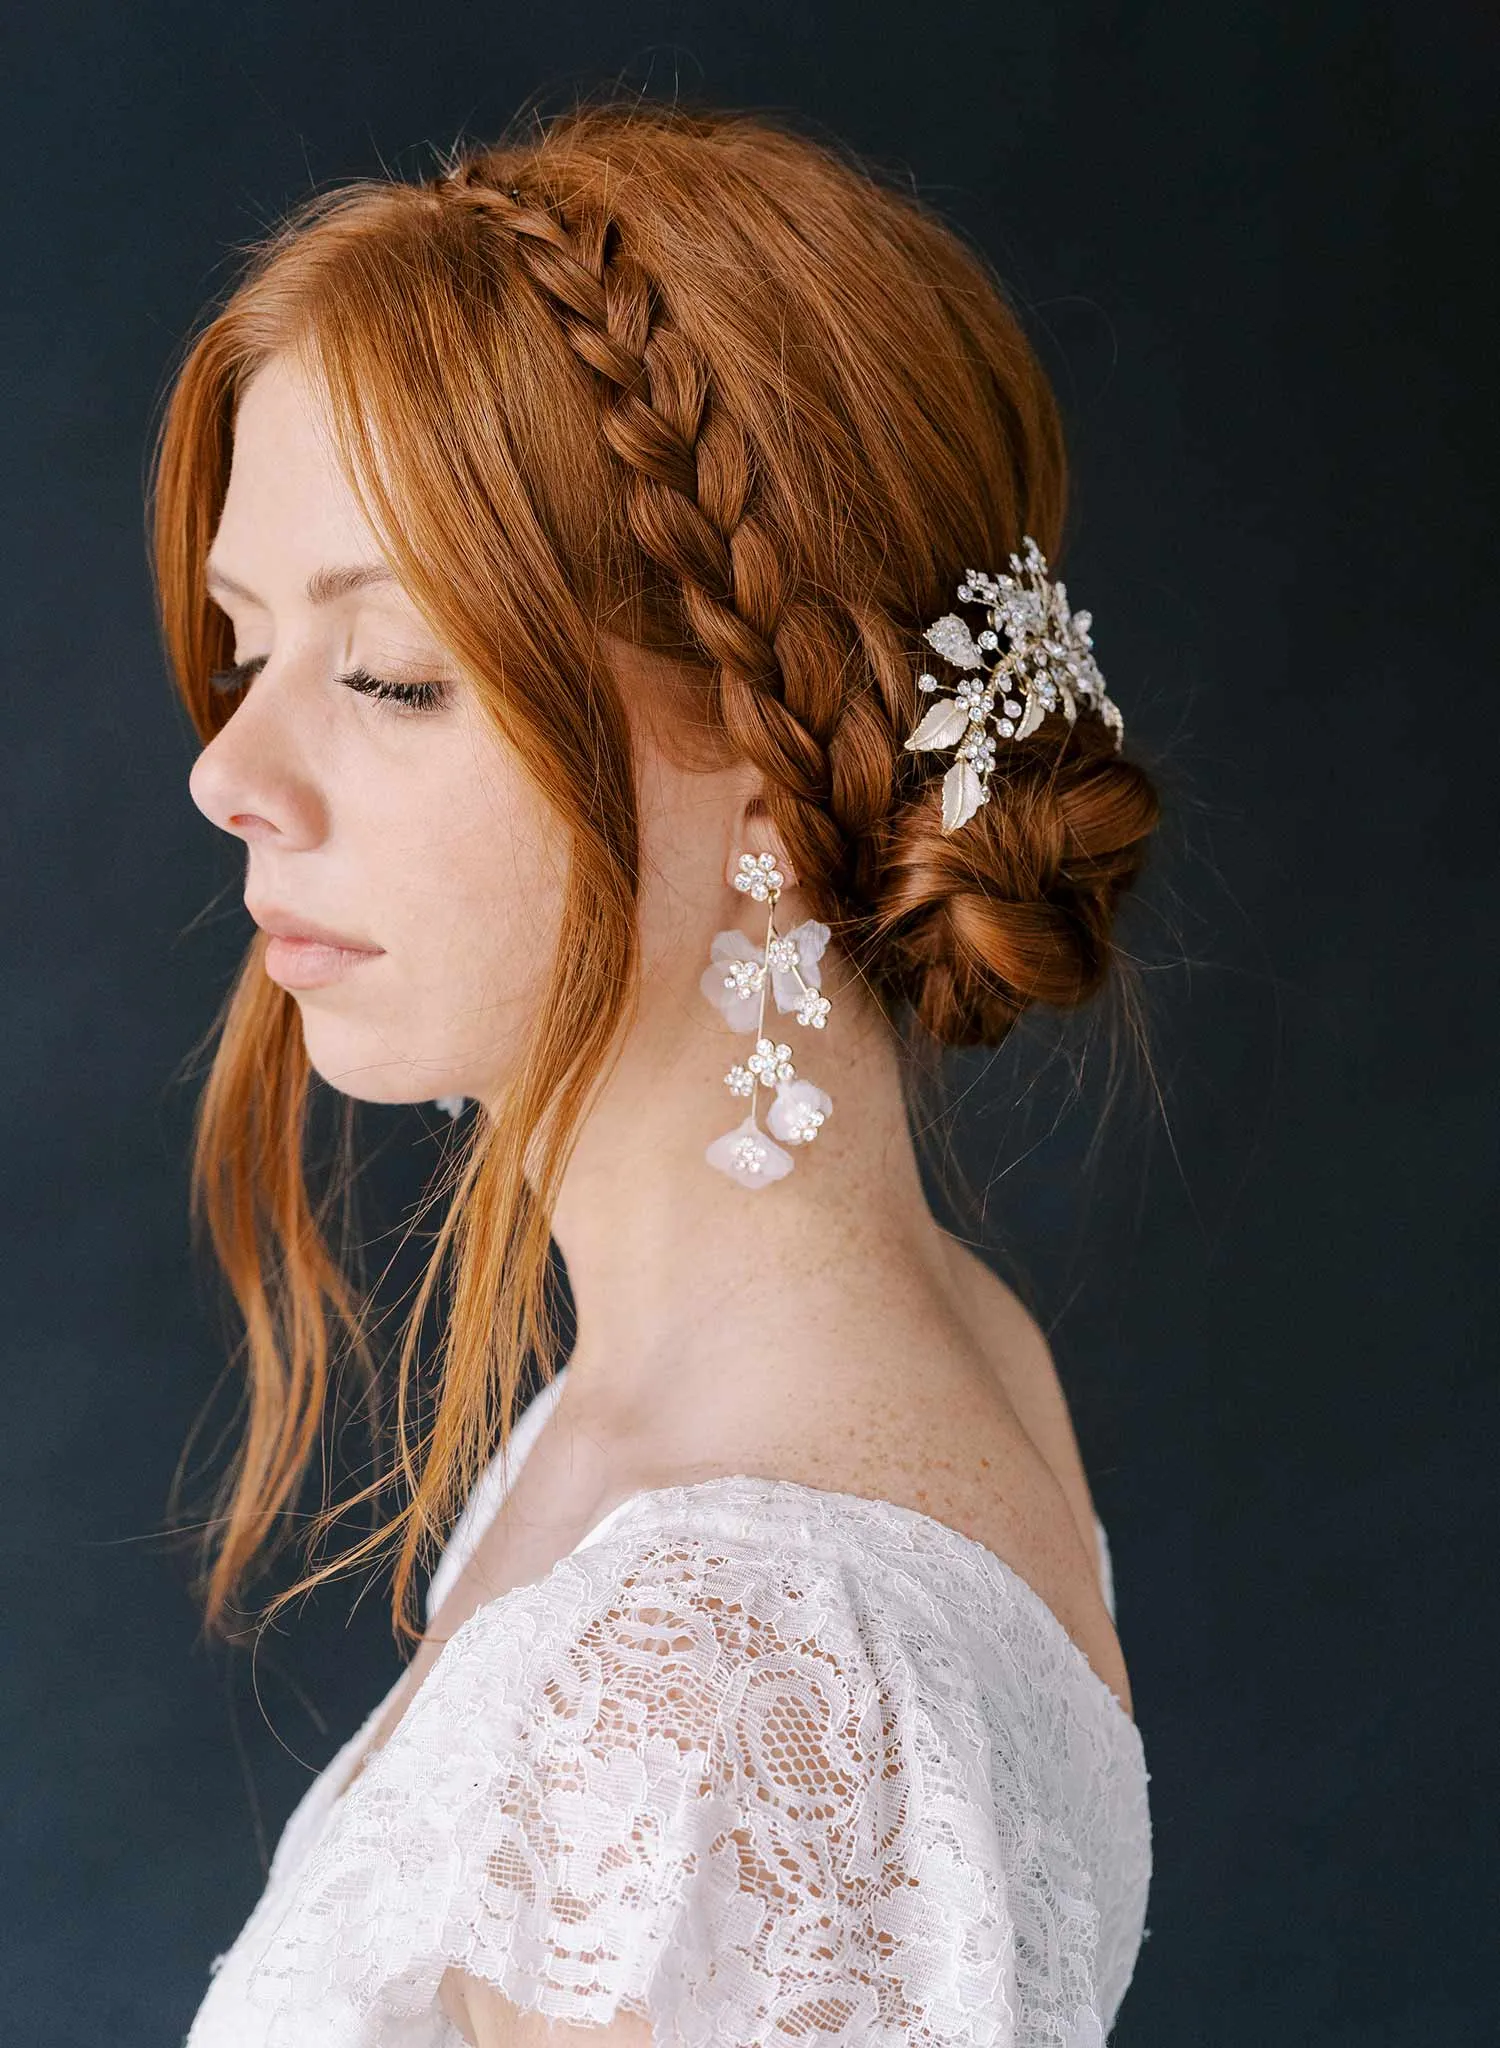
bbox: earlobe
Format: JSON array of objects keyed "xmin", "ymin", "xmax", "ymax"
[
  {"xmin": 724, "ymin": 847, "xmax": 796, "ymax": 892},
  {"xmin": 726, "ymin": 807, "xmax": 796, "ymax": 892}
]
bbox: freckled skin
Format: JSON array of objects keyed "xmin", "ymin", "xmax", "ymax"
[{"xmin": 190, "ymin": 356, "xmax": 1132, "ymax": 2048}]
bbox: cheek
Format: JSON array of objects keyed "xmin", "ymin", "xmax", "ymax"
[{"xmin": 374, "ymin": 749, "xmax": 564, "ymax": 1017}]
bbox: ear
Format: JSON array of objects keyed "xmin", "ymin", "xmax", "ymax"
[{"xmin": 725, "ymin": 790, "xmax": 798, "ymax": 891}]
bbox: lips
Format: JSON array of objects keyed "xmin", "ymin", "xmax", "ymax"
[{"xmin": 246, "ymin": 903, "xmax": 384, "ymax": 953}]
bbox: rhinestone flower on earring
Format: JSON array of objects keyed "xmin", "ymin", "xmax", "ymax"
[{"xmin": 701, "ymin": 851, "xmax": 834, "ymax": 1189}]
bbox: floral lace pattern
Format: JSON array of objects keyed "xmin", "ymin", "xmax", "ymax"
[{"xmin": 186, "ymin": 1464, "xmax": 1151, "ymax": 2047}]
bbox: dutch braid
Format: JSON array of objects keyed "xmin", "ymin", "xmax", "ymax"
[
  {"xmin": 415, "ymin": 114, "xmax": 1157, "ymax": 1049},
  {"xmin": 431, "ymin": 159, "xmax": 891, "ymax": 919},
  {"xmin": 160, "ymin": 97, "xmax": 1165, "ymax": 1650}
]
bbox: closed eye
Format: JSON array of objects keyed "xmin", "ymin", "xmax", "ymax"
[
  {"xmin": 207, "ymin": 655, "xmax": 267, "ymax": 697},
  {"xmin": 337, "ymin": 665, "xmax": 450, "ymax": 711},
  {"xmin": 206, "ymin": 658, "xmax": 448, "ymax": 712}
]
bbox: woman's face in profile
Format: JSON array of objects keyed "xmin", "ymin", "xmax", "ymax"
[{"xmin": 188, "ymin": 353, "xmax": 564, "ymax": 1110}]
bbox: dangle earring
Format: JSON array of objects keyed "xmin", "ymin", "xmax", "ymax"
[
  {"xmin": 701, "ymin": 851, "xmax": 834, "ymax": 1189},
  {"xmin": 432, "ymin": 1095, "xmax": 468, "ymax": 1118}
]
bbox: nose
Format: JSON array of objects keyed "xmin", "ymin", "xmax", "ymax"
[{"xmin": 187, "ymin": 677, "xmax": 327, "ymax": 850}]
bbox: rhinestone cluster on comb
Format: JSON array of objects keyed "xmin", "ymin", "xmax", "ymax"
[{"xmin": 904, "ymin": 536, "xmax": 1124, "ymax": 833}]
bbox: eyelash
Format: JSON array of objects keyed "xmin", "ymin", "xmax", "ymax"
[{"xmin": 206, "ymin": 657, "xmax": 448, "ymax": 712}]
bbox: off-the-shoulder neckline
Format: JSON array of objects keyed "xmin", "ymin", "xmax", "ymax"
[
  {"xmin": 313, "ymin": 1373, "xmax": 1135, "ymax": 1837},
  {"xmin": 566, "ymin": 1473, "xmax": 1139, "ymax": 1735},
  {"xmin": 435, "ymin": 1365, "xmax": 1134, "ymax": 1733},
  {"xmin": 301, "ymin": 1468, "xmax": 1138, "ymax": 1872}
]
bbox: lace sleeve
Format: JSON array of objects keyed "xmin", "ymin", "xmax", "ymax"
[{"xmin": 232, "ymin": 1515, "xmax": 1123, "ymax": 2047}]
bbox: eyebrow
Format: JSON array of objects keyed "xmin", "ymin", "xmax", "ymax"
[{"xmin": 204, "ymin": 560, "xmax": 399, "ymax": 607}]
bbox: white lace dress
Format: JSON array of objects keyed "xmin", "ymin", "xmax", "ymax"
[{"xmin": 185, "ymin": 1365, "xmax": 1152, "ymax": 2046}]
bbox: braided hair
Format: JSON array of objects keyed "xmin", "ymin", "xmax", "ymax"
[
  {"xmin": 151, "ymin": 98, "xmax": 1160, "ymax": 1635},
  {"xmin": 414, "ymin": 115, "xmax": 1157, "ymax": 1046},
  {"xmin": 426, "ymin": 149, "xmax": 887, "ymax": 932}
]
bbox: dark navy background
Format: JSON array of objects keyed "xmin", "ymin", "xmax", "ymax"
[{"xmin": 3, "ymin": 6, "xmax": 1492, "ymax": 2041}]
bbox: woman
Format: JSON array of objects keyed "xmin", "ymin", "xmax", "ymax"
[{"xmin": 157, "ymin": 97, "xmax": 1158, "ymax": 2047}]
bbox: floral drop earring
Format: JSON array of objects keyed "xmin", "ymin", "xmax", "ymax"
[{"xmin": 701, "ymin": 851, "xmax": 834, "ymax": 1189}]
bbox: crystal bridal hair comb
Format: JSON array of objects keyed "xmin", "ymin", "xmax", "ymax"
[
  {"xmin": 904, "ymin": 536, "xmax": 1124, "ymax": 834},
  {"xmin": 701, "ymin": 852, "xmax": 834, "ymax": 1190}
]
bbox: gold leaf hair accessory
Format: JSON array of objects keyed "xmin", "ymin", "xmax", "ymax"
[{"xmin": 904, "ymin": 536, "xmax": 1124, "ymax": 833}]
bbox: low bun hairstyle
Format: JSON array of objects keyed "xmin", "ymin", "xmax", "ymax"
[
  {"xmin": 873, "ymin": 720, "xmax": 1161, "ymax": 1049},
  {"xmin": 150, "ymin": 95, "xmax": 1163, "ymax": 1637}
]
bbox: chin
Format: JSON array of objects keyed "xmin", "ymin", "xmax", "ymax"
[{"xmin": 298, "ymin": 1019, "xmax": 475, "ymax": 1110}]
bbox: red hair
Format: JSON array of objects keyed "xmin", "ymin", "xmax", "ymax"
[{"xmin": 148, "ymin": 96, "xmax": 1160, "ymax": 1643}]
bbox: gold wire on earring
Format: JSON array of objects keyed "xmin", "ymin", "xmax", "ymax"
[{"xmin": 701, "ymin": 852, "xmax": 834, "ymax": 1189}]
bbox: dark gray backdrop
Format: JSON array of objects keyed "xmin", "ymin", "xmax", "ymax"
[{"xmin": 3, "ymin": 5, "xmax": 1493, "ymax": 2043}]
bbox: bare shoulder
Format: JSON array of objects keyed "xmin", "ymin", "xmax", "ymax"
[
  {"xmin": 817, "ymin": 1243, "xmax": 1132, "ymax": 1713},
  {"xmin": 598, "ymin": 1234, "xmax": 1129, "ymax": 1716},
  {"xmin": 933, "ymin": 1230, "xmax": 1103, "ymax": 1560},
  {"xmin": 748, "ymin": 1231, "xmax": 1103, "ymax": 1587}
]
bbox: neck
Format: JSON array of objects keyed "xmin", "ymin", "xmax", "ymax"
[{"xmin": 544, "ymin": 946, "xmax": 958, "ymax": 1442}]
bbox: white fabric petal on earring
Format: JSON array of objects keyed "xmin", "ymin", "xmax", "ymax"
[
  {"xmin": 699, "ymin": 930, "xmax": 766, "ymax": 1033},
  {"xmin": 705, "ymin": 1114, "xmax": 796, "ymax": 1189},
  {"xmin": 769, "ymin": 919, "xmax": 831, "ymax": 1013},
  {"xmin": 433, "ymin": 1095, "xmax": 468, "ymax": 1119},
  {"xmin": 766, "ymin": 1078, "xmax": 832, "ymax": 1146}
]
